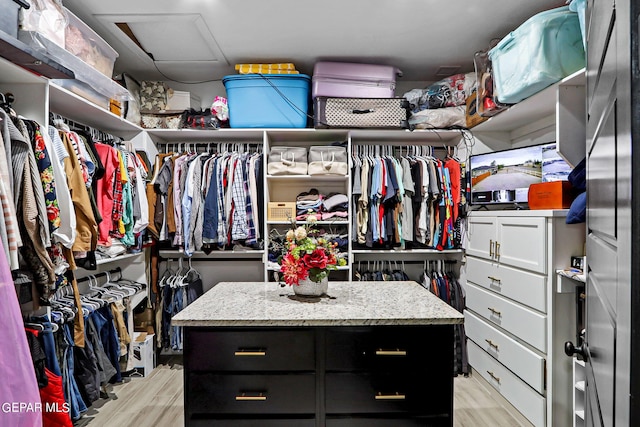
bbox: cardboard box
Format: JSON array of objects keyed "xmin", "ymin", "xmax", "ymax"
[
  {"xmin": 528, "ymin": 181, "xmax": 575, "ymax": 210},
  {"xmin": 131, "ymin": 332, "xmax": 155, "ymax": 377},
  {"xmin": 465, "ymin": 90, "xmax": 488, "ymax": 128},
  {"xmin": 109, "ymin": 99, "xmax": 122, "ymax": 116},
  {"xmin": 166, "ymin": 90, "xmax": 201, "ymax": 111}
]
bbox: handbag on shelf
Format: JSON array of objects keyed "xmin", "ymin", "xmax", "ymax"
[
  {"xmin": 140, "ymin": 112, "xmax": 182, "ymax": 129},
  {"xmin": 267, "ymin": 146, "xmax": 308, "ymax": 175},
  {"xmin": 180, "ymin": 108, "xmax": 220, "ymax": 129},
  {"xmin": 308, "ymin": 146, "xmax": 348, "ymax": 175}
]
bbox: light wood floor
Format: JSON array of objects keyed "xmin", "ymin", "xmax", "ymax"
[{"xmin": 79, "ymin": 363, "xmax": 533, "ymax": 427}]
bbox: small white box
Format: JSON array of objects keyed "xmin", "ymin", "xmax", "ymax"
[
  {"xmin": 166, "ymin": 90, "xmax": 201, "ymax": 111},
  {"xmin": 132, "ymin": 332, "xmax": 155, "ymax": 377}
]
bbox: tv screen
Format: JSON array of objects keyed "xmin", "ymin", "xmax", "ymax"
[{"xmin": 470, "ymin": 142, "xmax": 573, "ymax": 205}]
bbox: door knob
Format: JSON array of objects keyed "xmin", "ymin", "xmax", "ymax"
[{"xmin": 564, "ymin": 341, "xmax": 587, "ymax": 358}]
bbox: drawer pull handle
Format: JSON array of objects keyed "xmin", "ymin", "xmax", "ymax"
[
  {"xmin": 234, "ymin": 349, "xmax": 266, "ymax": 356},
  {"xmin": 375, "ymin": 349, "xmax": 407, "ymax": 356},
  {"xmin": 488, "ymin": 307, "xmax": 502, "ymax": 317},
  {"xmin": 489, "ymin": 240, "xmax": 494, "ymax": 257},
  {"xmin": 495, "ymin": 242, "xmax": 501, "ymax": 258},
  {"xmin": 375, "ymin": 392, "xmax": 406, "ymax": 400},
  {"xmin": 487, "ymin": 276, "xmax": 501, "ymax": 284},
  {"xmin": 236, "ymin": 393, "xmax": 267, "ymax": 401},
  {"xmin": 485, "ymin": 339, "xmax": 499, "ymax": 350},
  {"xmin": 487, "ymin": 371, "xmax": 501, "ymax": 383}
]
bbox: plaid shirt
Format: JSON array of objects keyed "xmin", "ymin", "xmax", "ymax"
[
  {"xmin": 244, "ymin": 155, "xmax": 256, "ymax": 245},
  {"xmin": 231, "ymin": 155, "xmax": 248, "ymax": 241}
]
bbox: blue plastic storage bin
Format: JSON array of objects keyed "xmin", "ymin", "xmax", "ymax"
[
  {"xmin": 223, "ymin": 74, "xmax": 311, "ymax": 128},
  {"xmin": 489, "ymin": 6, "xmax": 585, "ymax": 104}
]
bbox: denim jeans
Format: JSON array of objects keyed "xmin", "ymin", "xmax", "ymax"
[
  {"xmin": 33, "ymin": 316, "xmax": 62, "ymax": 377},
  {"xmin": 170, "ymin": 288, "xmax": 184, "ymax": 351},
  {"xmin": 62, "ymin": 324, "xmax": 87, "ymax": 420},
  {"xmin": 91, "ymin": 308, "xmax": 122, "ymax": 383}
]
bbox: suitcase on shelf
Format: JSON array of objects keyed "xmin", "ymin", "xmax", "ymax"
[
  {"xmin": 314, "ymin": 97, "xmax": 410, "ymax": 129},
  {"xmin": 312, "ymin": 61, "xmax": 401, "ymax": 99}
]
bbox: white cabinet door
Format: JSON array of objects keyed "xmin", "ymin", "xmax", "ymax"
[
  {"xmin": 467, "ymin": 216, "xmax": 497, "ymax": 260},
  {"xmin": 496, "ymin": 216, "xmax": 547, "ymax": 273}
]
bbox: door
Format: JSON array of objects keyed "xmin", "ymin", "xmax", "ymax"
[{"xmin": 580, "ymin": 0, "xmax": 640, "ymax": 425}]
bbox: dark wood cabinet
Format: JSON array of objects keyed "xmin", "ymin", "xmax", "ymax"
[{"xmin": 184, "ymin": 325, "xmax": 454, "ymax": 426}]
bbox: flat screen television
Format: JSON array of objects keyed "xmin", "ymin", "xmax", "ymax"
[{"xmin": 470, "ymin": 142, "xmax": 573, "ymax": 205}]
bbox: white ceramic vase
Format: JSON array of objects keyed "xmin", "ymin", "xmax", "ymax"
[{"xmin": 294, "ymin": 276, "xmax": 328, "ymax": 297}]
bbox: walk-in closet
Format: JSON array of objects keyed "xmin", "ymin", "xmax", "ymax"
[{"xmin": 2, "ymin": 0, "xmax": 637, "ymax": 426}]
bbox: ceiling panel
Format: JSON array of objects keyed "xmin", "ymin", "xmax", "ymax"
[{"xmin": 62, "ymin": 0, "xmax": 567, "ymax": 83}]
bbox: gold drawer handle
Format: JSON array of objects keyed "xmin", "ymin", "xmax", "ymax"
[
  {"xmin": 495, "ymin": 242, "xmax": 501, "ymax": 258},
  {"xmin": 489, "ymin": 240, "xmax": 494, "ymax": 257},
  {"xmin": 487, "ymin": 276, "xmax": 501, "ymax": 284},
  {"xmin": 375, "ymin": 392, "xmax": 406, "ymax": 400},
  {"xmin": 234, "ymin": 349, "xmax": 266, "ymax": 356},
  {"xmin": 487, "ymin": 371, "xmax": 501, "ymax": 383},
  {"xmin": 485, "ymin": 339, "xmax": 499, "ymax": 350},
  {"xmin": 236, "ymin": 393, "xmax": 267, "ymax": 401},
  {"xmin": 375, "ymin": 349, "xmax": 407, "ymax": 356},
  {"xmin": 488, "ymin": 307, "xmax": 502, "ymax": 317}
]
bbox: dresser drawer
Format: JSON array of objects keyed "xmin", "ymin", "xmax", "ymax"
[
  {"xmin": 468, "ymin": 340, "xmax": 545, "ymax": 427},
  {"xmin": 465, "ymin": 310, "xmax": 545, "ymax": 393},
  {"xmin": 188, "ymin": 373, "xmax": 315, "ymax": 415},
  {"xmin": 325, "ymin": 326, "xmax": 448, "ymax": 372},
  {"xmin": 466, "ymin": 282, "xmax": 547, "ymax": 352},
  {"xmin": 188, "ymin": 420, "xmax": 315, "ymax": 427},
  {"xmin": 466, "ymin": 256, "xmax": 547, "ymax": 313},
  {"xmin": 185, "ymin": 329, "xmax": 315, "ymax": 371},
  {"xmin": 325, "ymin": 373, "xmax": 449, "ymax": 415},
  {"xmin": 326, "ymin": 417, "xmax": 449, "ymax": 427}
]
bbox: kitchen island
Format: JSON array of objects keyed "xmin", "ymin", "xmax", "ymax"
[{"xmin": 173, "ymin": 281, "xmax": 465, "ymax": 427}]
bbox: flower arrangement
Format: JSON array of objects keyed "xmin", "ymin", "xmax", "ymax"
[{"xmin": 280, "ymin": 214, "xmax": 346, "ymax": 286}]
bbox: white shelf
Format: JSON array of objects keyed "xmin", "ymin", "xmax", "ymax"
[
  {"xmin": 95, "ymin": 251, "xmax": 144, "ymax": 265},
  {"xmin": 349, "ymin": 129, "xmax": 463, "ymax": 144},
  {"xmin": 267, "ymin": 220, "xmax": 348, "ymax": 225},
  {"xmin": 147, "ymin": 128, "xmax": 264, "ymax": 143},
  {"xmin": 158, "ymin": 249, "xmax": 264, "ymax": 259},
  {"xmin": 575, "ymin": 410, "xmax": 585, "ymax": 420},
  {"xmin": 0, "ymin": 55, "xmax": 46, "ymax": 84},
  {"xmin": 130, "ymin": 290, "xmax": 148, "ymax": 310},
  {"xmin": 352, "ymin": 249, "xmax": 463, "ymax": 254},
  {"xmin": 267, "ymin": 266, "xmax": 350, "ymax": 271},
  {"xmin": 557, "ymin": 269, "xmax": 586, "ymax": 283},
  {"xmin": 472, "ymin": 68, "xmax": 586, "ymax": 134},
  {"xmin": 49, "ymin": 82, "xmax": 143, "ymax": 137},
  {"xmin": 267, "ymin": 174, "xmax": 348, "ymax": 182},
  {"xmin": 575, "ymin": 380, "xmax": 585, "ymax": 392}
]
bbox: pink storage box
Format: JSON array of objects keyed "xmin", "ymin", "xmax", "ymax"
[{"xmin": 312, "ymin": 61, "xmax": 402, "ymax": 99}]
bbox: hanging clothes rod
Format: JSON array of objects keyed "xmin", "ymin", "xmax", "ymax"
[
  {"xmin": 49, "ymin": 112, "xmax": 123, "ymax": 143},
  {"xmin": 75, "ymin": 267, "xmax": 122, "ymax": 284}
]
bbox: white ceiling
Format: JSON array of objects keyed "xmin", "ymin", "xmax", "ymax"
[{"xmin": 61, "ymin": 0, "xmax": 567, "ymax": 84}]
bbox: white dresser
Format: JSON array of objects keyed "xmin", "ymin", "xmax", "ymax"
[{"xmin": 465, "ymin": 210, "xmax": 585, "ymax": 427}]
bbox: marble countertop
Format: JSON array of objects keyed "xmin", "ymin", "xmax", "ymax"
[{"xmin": 172, "ymin": 281, "xmax": 464, "ymax": 327}]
